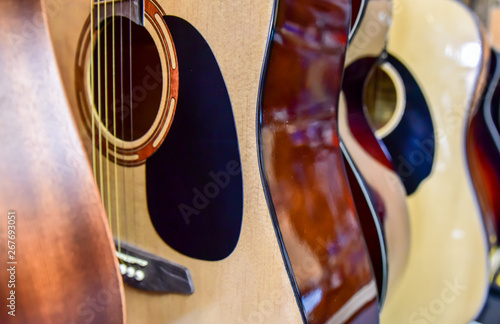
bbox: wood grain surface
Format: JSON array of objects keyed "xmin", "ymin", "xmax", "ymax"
[
  {"xmin": 44, "ymin": 0, "xmax": 303, "ymax": 323},
  {"xmin": 0, "ymin": 0, "xmax": 125, "ymax": 323}
]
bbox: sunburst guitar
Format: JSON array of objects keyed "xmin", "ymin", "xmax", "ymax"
[
  {"xmin": 468, "ymin": 47, "xmax": 500, "ymax": 251},
  {"xmin": 44, "ymin": 0, "xmax": 303, "ymax": 323},
  {"xmin": 469, "ymin": 47, "xmax": 500, "ymax": 293}
]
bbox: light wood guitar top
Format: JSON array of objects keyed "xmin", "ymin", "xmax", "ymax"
[
  {"xmin": 379, "ymin": 0, "xmax": 490, "ymax": 323},
  {"xmin": 44, "ymin": 0, "xmax": 303, "ymax": 323}
]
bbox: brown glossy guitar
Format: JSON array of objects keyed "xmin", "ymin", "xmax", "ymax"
[
  {"xmin": 0, "ymin": 0, "xmax": 125, "ymax": 323},
  {"xmin": 257, "ymin": 0, "xmax": 380, "ymax": 322},
  {"xmin": 45, "ymin": 0, "xmax": 303, "ymax": 323},
  {"xmin": 468, "ymin": 48, "xmax": 500, "ymax": 247},
  {"xmin": 468, "ymin": 48, "xmax": 500, "ymax": 290}
]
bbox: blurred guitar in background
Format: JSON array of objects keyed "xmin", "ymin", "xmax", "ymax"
[
  {"xmin": 339, "ymin": 0, "xmax": 411, "ymax": 308},
  {"xmin": 467, "ymin": 0, "xmax": 500, "ymax": 295},
  {"xmin": 468, "ymin": 47, "xmax": 500, "ymax": 297},
  {"xmin": 364, "ymin": 0, "xmax": 490, "ymax": 322}
]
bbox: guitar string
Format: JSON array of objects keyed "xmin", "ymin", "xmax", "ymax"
[
  {"xmin": 112, "ymin": 0, "xmax": 122, "ymax": 255},
  {"xmin": 90, "ymin": 1, "xmax": 96, "ymax": 181},
  {"xmin": 97, "ymin": 0, "xmax": 104, "ymax": 210},
  {"xmin": 120, "ymin": 3, "xmax": 128, "ymax": 253},
  {"xmin": 129, "ymin": 1, "xmax": 137, "ymax": 244},
  {"xmin": 104, "ymin": 0, "xmax": 113, "ymax": 232}
]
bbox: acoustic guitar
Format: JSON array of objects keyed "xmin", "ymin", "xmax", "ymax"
[
  {"xmin": 45, "ymin": 0, "xmax": 303, "ymax": 323},
  {"xmin": 339, "ymin": 0, "xmax": 411, "ymax": 308},
  {"xmin": 0, "ymin": 0, "xmax": 125, "ymax": 323},
  {"xmin": 467, "ymin": 48, "xmax": 500, "ymax": 250},
  {"xmin": 470, "ymin": 48, "xmax": 500, "ymax": 294},
  {"xmin": 364, "ymin": 0, "xmax": 491, "ymax": 323},
  {"xmin": 484, "ymin": 4, "xmax": 500, "ymax": 296},
  {"xmin": 257, "ymin": 0, "xmax": 380, "ymax": 322}
]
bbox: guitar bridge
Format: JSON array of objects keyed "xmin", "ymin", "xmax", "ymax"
[{"xmin": 114, "ymin": 240, "xmax": 194, "ymax": 295}]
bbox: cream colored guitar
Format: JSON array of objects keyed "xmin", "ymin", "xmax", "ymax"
[
  {"xmin": 366, "ymin": 0, "xmax": 490, "ymax": 323},
  {"xmin": 43, "ymin": 0, "xmax": 303, "ymax": 323},
  {"xmin": 339, "ymin": 0, "xmax": 410, "ymax": 308}
]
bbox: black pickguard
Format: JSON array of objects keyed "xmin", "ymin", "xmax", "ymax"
[
  {"xmin": 146, "ymin": 16, "xmax": 243, "ymax": 261},
  {"xmin": 380, "ymin": 54, "xmax": 435, "ymax": 195}
]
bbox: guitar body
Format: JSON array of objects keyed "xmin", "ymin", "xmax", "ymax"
[
  {"xmin": 373, "ymin": 0, "xmax": 490, "ymax": 322},
  {"xmin": 340, "ymin": 143, "xmax": 389, "ymax": 306},
  {"xmin": 339, "ymin": 0, "xmax": 410, "ymax": 306},
  {"xmin": 491, "ymin": 7, "xmax": 500, "ymax": 50},
  {"xmin": 0, "ymin": 0, "xmax": 125, "ymax": 323},
  {"xmin": 45, "ymin": 0, "xmax": 302, "ymax": 323},
  {"xmin": 467, "ymin": 49, "xmax": 500, "ymax": 249},
  {"xmin": 258, "ymin": 0, "xmax": 380, "ymax": 322}
]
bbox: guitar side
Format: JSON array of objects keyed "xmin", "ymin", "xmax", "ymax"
[
  {"xmin": 0, "ymin": 0, "xmax": 125, "ymax": 323},
  {"xmin": 258, "ymin": 0, "xmax": 380, "ymax": 322},
  {"xmin": 467, "ymin": 49, "xmax": 500, "ymax": 246}
]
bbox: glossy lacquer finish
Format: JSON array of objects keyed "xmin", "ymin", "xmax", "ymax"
[
  {"xmin": 350, "ymin": 0, "xmax": 364, "ymax": 31},
  {"xmin": 378, "ymin": 0, "xmax": 490, "ymax": 323},
  {"xmin": 258, "ymin": 0, "xmax": 379, "ymax": 322},
  {"xmin": 467, "ymin": 49, "xmax": 500, "ymax": 247},
  {"xmin": 339, "ymin": 0, "xmax": 411, "ymax": 308},
  {"xmin": 341, "ymin": 144, "xmax": 388, "ymax": 305}
]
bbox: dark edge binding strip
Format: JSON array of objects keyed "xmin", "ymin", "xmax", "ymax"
[
  {"xmin": 256, "ymin": 0, "xmax": 307, "ymax": 322},
  {"xmin": 349, "ymin": 0, "xmax": 367, "ymax": 43},
  {"xmin": 340, "ymin": 141, "xmax": 389, "ymax": 307}
]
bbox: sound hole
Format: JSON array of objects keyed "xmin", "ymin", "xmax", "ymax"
[
  {"xmin": 92, "ymin": 17, "xmax": 163, "ymax": 141},
  {"xmin": 364, "ymin": 65, "xmax": 397, "ymax": 131}
]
